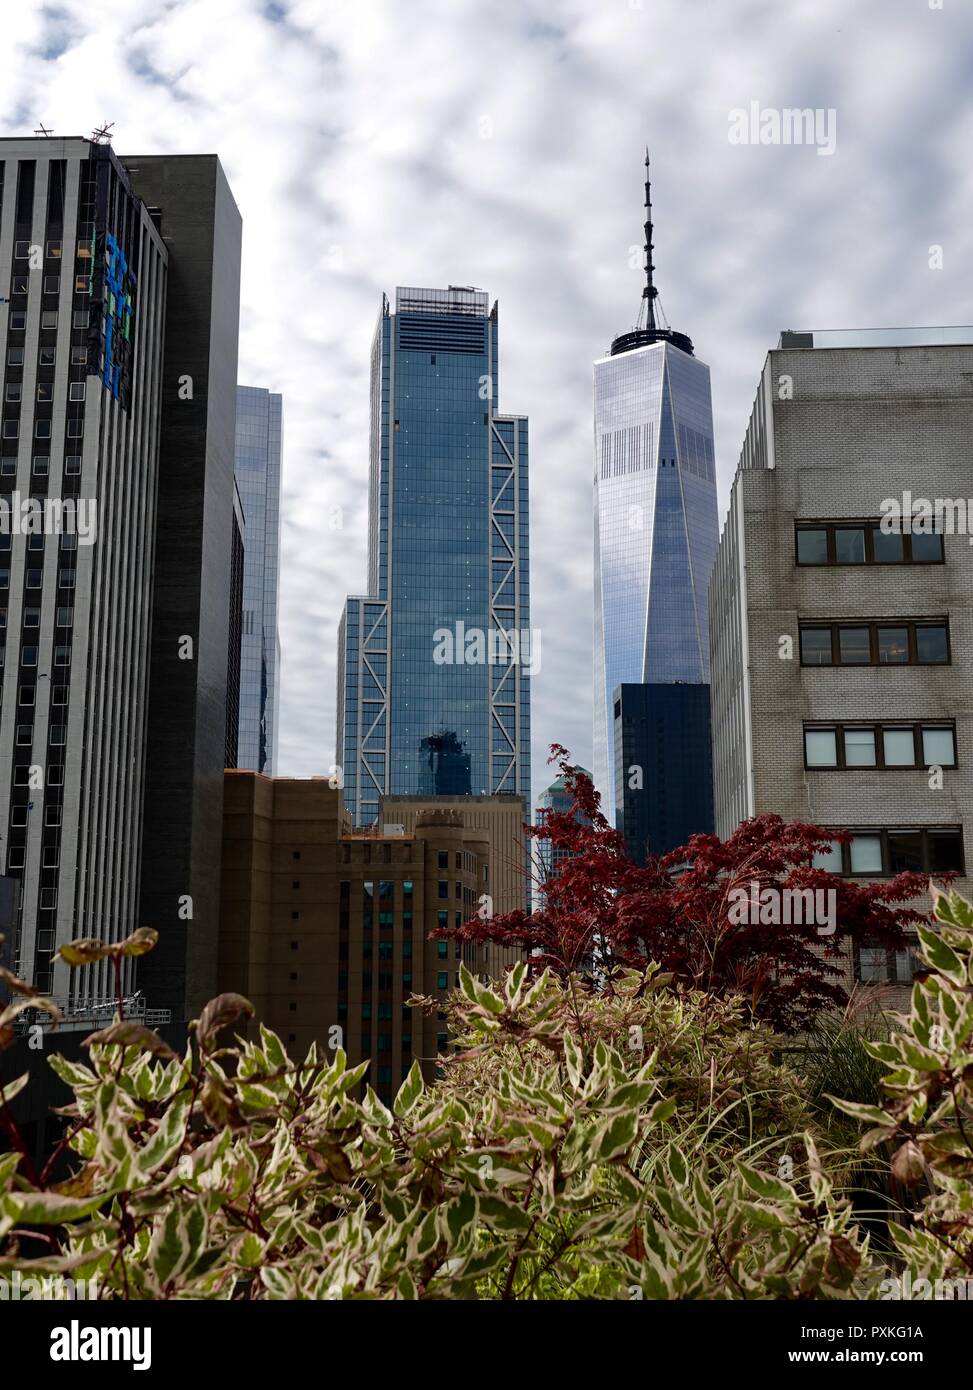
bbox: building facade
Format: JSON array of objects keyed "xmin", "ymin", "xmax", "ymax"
[
  {"xmin": 709, "ymin": 330, "xmax": 973, "ymax": 989},
  {"xmin": 613, "ymin": 683, "xmax": 713, "ymax": 862},
  {"xmin": 535, "ymin": 768, "xmax": 591, "ymax": 891},
  {"xmin": 592, "ymin": 158, "xmax": 718, "ymax": 820},
  {"xmin": 337, "ymin": 286, "xmax": 530, "ymax": 829},
  {"xmin": 225, "ymin": 480, "xmax": 245, "ymax": 768},
  {"xmin": 219, "ymin": 772, "xmax": 493, "ymax": 1107},
  {"xmin": 233, "ymin": 384, "xmax": 282, "ymax": 774},
  {"xmin": 0, "ymin": 138, "xmax": 167, "ymax": 1010},
  {"xmin": 126, "ymin": 154, "xmax": 242, "ymax": 1028}
]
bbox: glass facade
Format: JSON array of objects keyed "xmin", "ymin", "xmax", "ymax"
[
  {"xmin": 233, "ymin": 385, "xmax": 282, "ymax": 773},
  {"xmin": 338, "ymin": 287, "xmax": 530, "ymax": 824},
  {"xmin": 593, "ymin": 340, "xmax": 719, "ymax": 813}
]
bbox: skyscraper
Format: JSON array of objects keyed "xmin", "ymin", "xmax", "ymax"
[
  {"xmin": 593, "ymin": 156, "xmax": 718, "ymax": 820},
  {"xmin": 124, "ymin": 153, "xmax": 242, "ymax": 1028},
  {"xmin": 0, "ymin": 138, "xmax": 168, "ymax": 1008},
  {"xmin": 337, "ymin": 286, "xmax": 531, "ymax": 833},
  {"xmin": 233, "ymin": 385, "xmax": 282, "ymax": 775}
]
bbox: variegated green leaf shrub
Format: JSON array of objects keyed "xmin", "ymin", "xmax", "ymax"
[{"xmin": 0, "ymin": 888, "xmax": 971, "ymax": 1299}]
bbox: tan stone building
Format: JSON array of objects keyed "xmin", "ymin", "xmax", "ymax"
[{"xmin": 219, "ymin": 773, "xmax": 517, "ymax": 1105}]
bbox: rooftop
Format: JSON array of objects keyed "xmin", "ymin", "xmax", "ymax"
[{"xmin": 778, "ymin": 326, "xmax": 973, "ymax": 350}]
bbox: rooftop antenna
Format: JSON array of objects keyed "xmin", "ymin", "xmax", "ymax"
[
  {"xmin": 33, "ymin": 122, "xmax": 54, "ymax": 137},
  {"xmin": 642, "ymin": 148, "xmax": 657, "ymax": 332},
  {"xmin": 91, "ymin": 121, "xmax": 114, "ymax": 144}
]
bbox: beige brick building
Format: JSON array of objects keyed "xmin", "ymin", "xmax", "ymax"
[
  {"xmin": 710, "ymin": 331, "xmax": 973, "ymax": 992},
  {"xmin": 219, "ymin": 773, "xmax": 519, "ymax": 1103}
]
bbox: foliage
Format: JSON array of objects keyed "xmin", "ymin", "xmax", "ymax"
[
  {"xmin": 1, "ymin": 889, "xmax": 971, "ymax": 1300},
  {"xmin": 440, "ymin": 745, "xmax": 932, "ymax": 1032}
]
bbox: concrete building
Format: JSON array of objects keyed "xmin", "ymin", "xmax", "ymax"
[
  {"xmin": 710, "ymin": 328, "xmax": 973, "ymax": 989},
  {"xmin": 219, "ymin": 773, "xmax": 498, "ymax": 1106}
]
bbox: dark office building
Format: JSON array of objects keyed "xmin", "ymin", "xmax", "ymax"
[
  {"xmin": 123, "ymin": 153, "xmax": 242, "ymax": 1027},
  {"xmin": 613, "ymin": 682, "xmax": 714, "ymax": 863}
]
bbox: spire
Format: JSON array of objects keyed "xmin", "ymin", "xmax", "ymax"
[
  {"xmin": 643, "ymin": 148, "xmax": 657, "ymax": 331},
  {"xmin": 609, "ymin": 149, "xmax": 694, "ymax": 358}
]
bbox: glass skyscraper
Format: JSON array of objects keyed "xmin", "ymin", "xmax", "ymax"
[
  {"xmin": 593, "ymin": 157, "xmax": 719, "ymax": 817},
  {"xmin": 234, "ymin": 385, "xmax": 282, "ymax": 774},
  {"xmin": 337, "ymin": 286, "xmax": 530, "ymax": 825}
]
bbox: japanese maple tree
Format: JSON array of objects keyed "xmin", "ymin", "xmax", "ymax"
[{"xmin": 440, "ymin": 745, "xmax": 936, "ymax": 1032}]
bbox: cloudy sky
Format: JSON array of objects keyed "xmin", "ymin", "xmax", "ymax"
[{"xmin": 3, "ymin": 0, "xmax": 971, "ymax": 796}]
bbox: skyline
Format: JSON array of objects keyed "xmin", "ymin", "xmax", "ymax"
[{"xmin": 1, "ymin": 0, "xmax": 970, "ymax": 803}]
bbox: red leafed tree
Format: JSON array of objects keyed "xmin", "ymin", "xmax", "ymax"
[{"xmin": 439, "ymin": 745, "xmax": 937, "ymax": 1032}]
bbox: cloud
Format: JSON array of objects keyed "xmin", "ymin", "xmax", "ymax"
[{"xmin": 3, "ymin": 0, "xmax": 970, "ymax": 802}]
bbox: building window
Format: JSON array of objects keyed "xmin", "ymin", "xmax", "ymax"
[
  {"xmin": 438, "ymin": 879, "xmax": 448, "ymax": 899},
  {"xmin": 438, "ymin": 850, "xmax": 448, "ymax": 869},
  {"xmin": 68, "ymin": 382, "xmax": 86, "ymax": 402},
  {"xmin": 437, "ymin": 941, "xmax": 448, "ymax": 959},
  {"xmin": 796, "ymin": 521, "xmax": 944, "ymax": 566},
  {"xmin": 437, "ymin": 972, "xmax": 448, "ymax": 990},
  {"xmin": 41, "ymin": 311, "xmax": 57, "ymax": 331},
  {"xmin": 854, "ymin": 944, "xmax": 918, "ymax": 986},
  {"xmin": 64, "ymin": 455, "xmax": 81, "ymax": 475},
  {"xmin": 43, "ymin": 275, "xmax": 60, "ymax": 295},
  {"xmin": 32, "ymin": 455, "xmax": 49, "ymax": 476},
  {"xmin": 5, "ymin": 384, "xmax": 22, "ymax": 403},
  {"xmin": 804, "ymin": 722, "xmax": 956, "ymax": 771},
  {"xmin": 817, "ymin": 827, "xmax": 964, "ymax": 877},
  {"xmin": 799, "ymin": 620, "xmax": 950, "ymax": 667}
]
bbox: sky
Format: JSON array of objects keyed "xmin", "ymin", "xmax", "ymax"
[{"xmin": 2, "ymin": 0, "xmax": 971, "ymax": 800}]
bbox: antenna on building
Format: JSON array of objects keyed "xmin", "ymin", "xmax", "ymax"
[
  {"xmin": 91, "ymin": 121, "xmax": 115, "ymax": 144},
  {"xmin": 34, "ymin": 122, "xmax": 54, "ymax": 137},
  {"xmin": 642, "ymin": 148, "xmax": 657, "ymax": 332}
]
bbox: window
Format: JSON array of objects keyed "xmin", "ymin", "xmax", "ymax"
[
  {"xmin": 834, "ymin": 527, "xmax": 866, "ymax": 564},
  {"xmin": 45, "ymin": 806, "xmax": 61, "ymax": 827},
  {"xmin": 849, "ymin": 835, "xmax": 883, "ymax": 875},
  {"xmin": 844, "ymin": 727, "xmax": 876, "ymax": 767},
  {"xmin": 18, "ymin": 686, "xmax": 34, "ymax": 706},
  {"xmin": 882, "ymin": 728, "xmax": 915, "ymax": 767},
  {"xmin": 2, "ymin": 421, "xmax": 19, "ymax": 440},
  {"xmin": 5, "ymin": 384, "xmax": 22, "ymax": 403},
  {"xmin": 870, "ymin": 526, "xmax": 903, "ymax": 563},
  {"xmin": 42, "ymin": 846, "xmax": 59, "ymax": 868},
  {"xmin": 438, "ymin": 850, "xmax": 448, "ymax": 869},
  {"xmin": 437, "ymin": 941, "xmax": 448, "ymax": 959},
  {"xmin": 26, "ymin": 570, "xmax": 41, "ymax": 588},
  {"xmin": 16, "ymin": 724, "xmax": 32, "ymax": 745},
  {"xmin": 43, "ymin": 275, "xmax": 59, "ymax": 295},
  {"xmin": 825, "ymin": 828, "xmax": 963, "ymax": 876},
  {"xmin": 70, "ymin": 346, "xmax": 87, "ymax": 366},
  {"xmin": 916, "ymin": 624, "xmax": 949, "ymax": 664},
  {"xmin": 437, "ymin": 972, "xmax": 448, "ymax": 990},
  {"xmin": 877, "ymin": 626, "xmax": 909, "ymax": 664},
  {"xmin": 838, "ymin": 626, "xmax": 871, "ymax": 664},
  {"xmin": 12, "ymin": 275, "xmax": 28, "ymax": 294},
  {"xmin": 52, "ymin": 686, "xmax": 68, "ymax": 706},
  {"xmin": 66, "ymin": 418, "xmax": 83, "ymax": 439},
  {"xmin": 40, "ymin": 311, "xmax": 57, "ymax": 331},
  {"xmin": 438, "ymin": 880, "xmax": 448, "ymax": 899},
  {"xmin": 34, "ymin": 419, "xmax": 51, "ymax": 440},
  {"xmin": 32, "ymin": 455, "xmax": 49, "ymax": 476},
  {"xmin": 64, "ymin": 455, "xmax": 81, "ymax": 475},
  {"xmin": 922, "ymin": 726, "xmax": 955, "ymax": 766},
  {"xmin": 7, "ymin": 348, "xmax": 24, "ymax": 366},
  {"xmin": 14, "ymin": 240, "xmax": 31, "ymax": 259},
  {"xmin": 812, "ymin": 839, "xmax": 843, "ymax": 872},
  {"xmin": 68, "ymin": 382, "xmax": 85, "ymax": 402},
  {"xmin": 21, "ymin": 646, "xmax": 38, "ymax": 666},
  {"xmin": 47, "ymin": 765, "xmax": 63, "ymax": 786},
  {"xmin": 804, "ymin": 728, "xmax": 837, "ymax": 767},
  {"xmin": 795, "ymin": 521, "xmax": 943, "ymax": 565},
  {"xmin": 9, "ymin": 312, "xmax": 26, "ymax": 331},
  {"xmin": 72, "ymin": 310, "xmax": 87, "ymax": 329},
  {"xmin": 799, "ymin": 620, "xmax": 950, "ymax": 667},
  {"xmin": 54, "ymin": 645, "xmax": 71, "ymax": 666},
  {"xmin": 46, "ymin": 240, "xmax": 61, "ymax": 259},
  {"xmin": 49, "ymin": 725, "xmax": 66, "ymax": 746},
  {"xmin": 75, "ymin": 275, "xmax": 89, "ymax": 293},
  {"xmin": 795, "ymin": 527, "xmax": 828, "ymax": 564},
  {"xmin": 36, "ymin": 383, "xmax": 53, "ymax": 402}
]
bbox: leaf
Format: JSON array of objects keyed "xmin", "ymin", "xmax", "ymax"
[
  {"xmin": 58, "ymin": 937, "xmax": 112, "ymax": 966},
  {"xmin": 826, "ymin": 1096, "xmax": 896, "ymax": 1127},
  {"xmin": 0, "ymin": 995, "xmax": 62, "ymax": 1030},
  {"xmin": 393, "ymin": 1059, "xmax": 424, "ymax": 1118},
  {"xmin": 2, "ymin": 1189, "xmax": 107, "ymax": 1225},
  {"xmin": 195, "ymin": 993, "xmax": 254, "ymax": 1050},
  {"xmin": 0, "ymin": 1072, "xmax": 29, "ymax": 1105},
  {"xmin": 890, "ymin": 1140, "xmax": 926, "ymax": 1187},
  {"xmin": 84, "ymin": 1021, "xmax": 176, "ymax": 1059},
  {"xmin": 596, "ymin": 1108, "xmax": 639, "ymax": 1162},
  {"xmin": 738, "ymin": 1162, "xmax": 797, "ymax": 1203},
  {"xmin": 916, "ymin": 924, "xmax": 966, "ymax": 987},
  {"xmin": 116, "ymin": 927, "xmax": 159, "ymax": 957}
]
